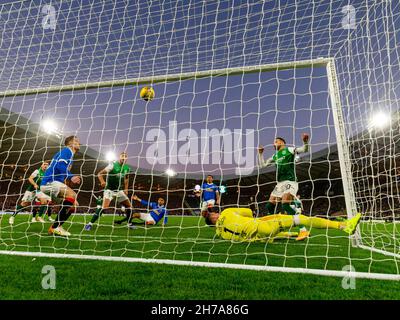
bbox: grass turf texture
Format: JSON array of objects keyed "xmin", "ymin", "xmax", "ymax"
[
  {"xmin": 0, "ymin": 254, "xmax": 399, "ymax": 300},
  {"xmin": 0, "ymin": 214, "xmax": 399, "ymax": 299}
]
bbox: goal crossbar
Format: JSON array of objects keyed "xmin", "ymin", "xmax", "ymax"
[{"xmin": 0, "ymin": 58, "xmax": 331, "ymax": 98}]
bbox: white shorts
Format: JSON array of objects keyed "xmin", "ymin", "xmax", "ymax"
[
  {"xmin": 271, "ymin": 181, "xmax": 298, "ymax": 198},
  {"xmin": 40, "ymin": 181, "xmax": 67, "ymax": 199},
  {"xmin": 201, "ymin": 199, "xmax": 216, "ymax": 212},
  {"xmin": 103, "ymin": 190, "xmax": 129, "ymax": 204},
  {"xmin": 35, "ymin": 191, "xmax": 51, "ymax": 202},
  {"xmin": 139, "ymin": 212, "xmax": 156, "ymax": 224},
  {"xmin": 21, "ymin": 190, "xmax": 35, "ymax": 203}
]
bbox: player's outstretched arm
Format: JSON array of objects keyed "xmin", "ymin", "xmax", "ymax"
[
  {"xmin": 296, "ymin": 133, "xmax": 310, "ymax": 153},
  {"xmin": 132, "ymin": 194, "xmax": 140, "ymax": 202},
  {"xmin": 257, "ymin": 145, "xmax": 274, "ymax": 168}
]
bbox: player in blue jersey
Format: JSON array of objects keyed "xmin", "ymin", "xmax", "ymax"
[
  {"xmin": 40, "ymin": 135, "xmax": 81, "ymax": 237},
  {"xmin": 195, "ymin": 175, "xmax": 220, "ymax": 217},
  {"xmin": 114, "ymin": 194, "xmax": 168, "ymax": 228}
]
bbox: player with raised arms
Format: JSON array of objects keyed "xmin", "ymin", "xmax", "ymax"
[
  {"xmin": 204, "ymin": 207, "xmax": 361, "ymax": 242},
  {"xmin": 258, "ymin": 134, "xmax": 310, "ymax": 241},
  {"xmin": 41, "ymin": 136, "xmax": 81, "ymax": 237},
  {"xmin": 85, "ymin": 151, "xmax": 133, "ymax": 230},
  {"xmin": 195, "ymin": 175, "xmax": 220, "ymax": 217},
  {"xmin": 9, "ymin": 161, "xmax": 51, "ymax": 225}
]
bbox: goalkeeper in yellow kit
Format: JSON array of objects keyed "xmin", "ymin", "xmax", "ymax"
[{"xmin": 204, "ymin": 207, "xmax": 361, "ymax": 242}]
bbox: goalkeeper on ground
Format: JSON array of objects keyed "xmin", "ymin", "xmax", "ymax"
[{"xmin": 204, "ymin": 207, "xmax": 361, "ymax": 242}]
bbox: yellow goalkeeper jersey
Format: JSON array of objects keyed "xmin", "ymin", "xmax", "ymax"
[{"xmin": 215, "ymin": 208, "xmax": 260, "ymax": 241}]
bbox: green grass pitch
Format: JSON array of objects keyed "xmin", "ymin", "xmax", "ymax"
[{"xmin": 0, "ymin": 214, "xmax": 399, "ymax": 299}]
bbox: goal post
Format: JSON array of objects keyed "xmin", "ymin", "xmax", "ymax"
[
  {"xmin": 326, "ymin": 58, "xmax": 361, "ymax": 248},
  {"xmin": 1, "ymin": 0, "xmax": 399, "ymax": 282},
  {"xmin": 1, "ymin": 58, "xmax": 399, "ymax": 280}
]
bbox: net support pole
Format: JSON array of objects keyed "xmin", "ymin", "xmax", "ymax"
[{"xmin": 326, "ymin": 58, "xmax": 361, "ymax": 247}]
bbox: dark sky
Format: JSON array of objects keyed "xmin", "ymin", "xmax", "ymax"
[{"xmin": 1, "ymin": 0, "xmax": 399, "ymax": 177}]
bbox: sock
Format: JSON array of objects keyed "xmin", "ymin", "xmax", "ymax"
[
  {"xmin": 32, "ymin": 207, "xmax": 38, "ymax": 218},
  {"xmin": 265, "ymin": 202, "xmax": 276, "ymax": 214},
  {"xmin": 273, "ymin": 231, "xmax": 299, "ymax": 239},
  {"xmin": 52, "ymin": 198, "xmax": 74, "ymax": 229},
  {"xmin": 12, "ymin": 204, "xmax": 24, "ymax": 217},
  {"xmin": 126, "ymin": 208, "xmax": 133, "ymax": 224},
  {"xmin": 282, "ymin": 203, "xmax": 296, "ymax": 215},
  {"xmin": 116, "ymin": 217, "xmax": 128, "ymax": 223},
  {"xmin": 38, "ymin": 205, "xmax": 47, "ymax": 217},
  {"xmin": 116, "ymin": 208, "xmax": 132, "ymax": 224},
  {"xmin": 46, "ymin": 206, "xmax": 52, "ymax": 217},
  {"xmin": 90, "ymin": 207, "xmax": 103, "ymax": 224},
  {"xmin": 298, "ymin": 215, "xmax": 341, "ymax": 230}
]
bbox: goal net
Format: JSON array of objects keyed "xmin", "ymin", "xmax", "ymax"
[{"xmin": 0, "ymin": 0, "xmax": 399, "ymax": 280}]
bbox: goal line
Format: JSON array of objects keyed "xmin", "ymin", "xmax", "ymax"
[{"xmin": 0, "ymin": 250, "xmax": 398, "ymax": 281}]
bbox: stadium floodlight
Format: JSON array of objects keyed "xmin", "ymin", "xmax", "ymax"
[
  {"xmin": 105, "ymin": 151, "xmax": 116, "ymax": 162},
  {"xmin": 41, "ymin": 119, "xmax": 59, "ymax": 135},
  {"xmin": 368, "ymin": 111, "xmax": 391, "ymax": 131},
  {"xmin": 165, "ymin": 168, "xmax": 176, "ymax": 177}
]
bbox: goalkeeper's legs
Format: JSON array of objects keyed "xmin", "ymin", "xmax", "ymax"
[
  {"xmin": 273, "ymin": 213, "xmax": 361, "ymax": 235},
  {"xmin": 256, "ymin": 219, "xmax": 282, "ymax": 239}
]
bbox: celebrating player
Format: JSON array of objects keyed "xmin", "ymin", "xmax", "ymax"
[
  {"xmin": 204, "ymin": 207, "xmax": 361, "ymax": 242},
  {"xmin": 41, "ymin": 135, "xmax": 81, "ymax": 237},
  {"xmin": 195, "ymin": 175, "xmax": 220, "ymax": 217},
  {"xmin": 84, "ymin": 151, "xmax": 132, "ymax": 231},
  {"xmin": 258, "ymin": 134, "xmax": 310, "ymax": 240},
  {"xmin": 114, "ymin": 194, "xmax": 168, "ymax": 228},
  {"xmin": 9, "ymin": 161, "xmax": 51, "ymax": 225}
]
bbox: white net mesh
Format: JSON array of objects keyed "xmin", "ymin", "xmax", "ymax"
[{"xmin": 0, "ymin": 0, "xmax": 399, "ymax": 279}]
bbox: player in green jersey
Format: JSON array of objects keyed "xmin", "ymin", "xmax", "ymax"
[
  {"xmin": 258, "ymin": 134, "xmax": 310, "ymax": 241},
  {"xmin": 9, "ymin": 161, "xmax": 51, "ymax": 225},
  {"xmin": 84, "ymin": 152, "xmax": 133, "ymax": 230}
]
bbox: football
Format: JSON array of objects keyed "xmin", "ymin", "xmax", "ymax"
[{"xmin": 140, "ymin": 86, "xmax": 155, "ymax": 101}]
